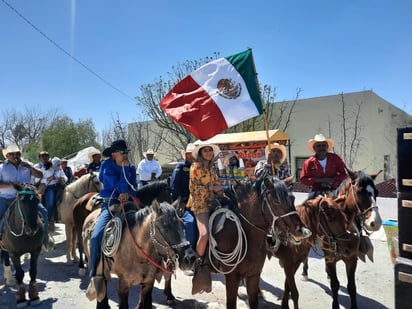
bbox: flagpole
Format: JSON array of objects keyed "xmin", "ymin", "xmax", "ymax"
[{"xmin": 249, "ymin": 48, "xmax": 275, "ymax": 176}]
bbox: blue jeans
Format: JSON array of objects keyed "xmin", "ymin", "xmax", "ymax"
[
  {"xmin": 0, "ymin": 196, "xmax": 48, "ymax": 243},
  {"xmin": 89, "ymin": 202, "xmax": 112, "ymax": 277},
  {"xmin": 44, "ymin": 185, "xmax": 57, "ymax": 221},
  {"xmin": 182, "ymin": 209, "xmax": 198, "ymax": 251}
]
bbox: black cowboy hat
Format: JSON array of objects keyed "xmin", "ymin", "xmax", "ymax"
[{"xmin": 102, "ymin": 140, "xmax": 130, "ymax": 157}]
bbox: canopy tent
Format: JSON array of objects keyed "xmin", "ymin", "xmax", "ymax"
[
  {"xmin": 66, "ymin": 146, "xmax": 100, "ymax": 172},
  {"xmin": 195, "ymin": 129, "xmax": 289, "ymax": 145}
]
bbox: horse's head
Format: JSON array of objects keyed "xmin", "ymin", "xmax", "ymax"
[
  {"xmin": 86, "ymin": 171, "xmax": 103, "ymax": 193},
  {"xmin": 136, "ymin": 180, "xmax": 172, "ymax": 207},
  {"xmin": 259, "ymin": 176, "xmax": 311, "ymax": 244},
  {"xmin": 344, "ymin": 169, "xmax": 382, "ymax": 232},
  {"xmin": 149, "ymin": 199, "xmax": 196, "ymax": 271},
  {"xmin": 12, "ymin": 183, "xmax": 42, "ymax": 237},
  {"xmin": 316, "ymin": 197, "xmax": 356, "ymax": 257}
]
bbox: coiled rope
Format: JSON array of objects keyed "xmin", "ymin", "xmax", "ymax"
[
  {"xmin": 102, "ymin": 216, "xmax": 122, "ymax": 257},
  {"xmin": 208, "ymin": 208, "xmax": 247, "ymax": 274}
]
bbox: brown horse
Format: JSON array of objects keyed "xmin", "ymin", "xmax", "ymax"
[
  {"xmin": 302, "ymin": 169, "xmax": 383, "ymax": 309},
  {"xmin": 73, "ymin": 180, "xmax": 172, "ymax": 277},
  {"xmin": 57, "ymin": 171, "xmax": 102, "ymax": 264},
  {"xmin": 82, "ymin": 199, "xmax": 197, "ymax": 309},
  {"xmin": 272, "ymin": 196, "xmax": 355, "ymax": 309},
  {"xmin": 164, "ymin": 176, "xmax": 311, "ymax": 309}
]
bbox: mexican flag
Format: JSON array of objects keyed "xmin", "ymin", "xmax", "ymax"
[{"xmin": 160, "ymin": 49, "xmax": 264, "ymax": 140}]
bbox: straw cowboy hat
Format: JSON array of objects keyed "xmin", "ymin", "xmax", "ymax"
[
  {"xmin": 143, "ymin": 149, "xmax": 157, "ymax": 157},
  {"xmin": 88, "ymin": 150, "xmax": 102, "ymax": 162},
  {"xmin": 181, "ymin": 143, "xmax": 196, "ymax": 159},
  {"xmin": 265, "ymin": 143, "xmax": 287, "ymax": 163},
  {"xmin": 2, "ymin": 144, "xmax": 21, "ymax": 158},
  {"xmin": 191, "ymin": 143, "xmax": 220, "ymax": 160},
  {"xmin": 307, "ymin": 133, "xmax": 335, "ymax": 152},
  {"xmin": 102, "ymin": 140, "xmax": 130, "ymax": 157}
]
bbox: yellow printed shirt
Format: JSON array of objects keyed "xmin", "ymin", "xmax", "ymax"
[{"xmin": 186, "ymin": 162, "xmax": 220, "ymax": 215}]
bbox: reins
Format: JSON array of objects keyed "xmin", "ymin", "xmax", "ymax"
[{"xmin": 7, "ymin": 190, "xmax": 38, "ymax": 237}]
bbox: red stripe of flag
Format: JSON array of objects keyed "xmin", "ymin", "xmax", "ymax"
[{"xmin": 160, "ymin": 75, "xmax": 228, "ymax": 140}]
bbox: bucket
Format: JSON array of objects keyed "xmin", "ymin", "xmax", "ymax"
[{"xmin": 383, "ymin": 219, "xmax": 398, "ymax": 264}]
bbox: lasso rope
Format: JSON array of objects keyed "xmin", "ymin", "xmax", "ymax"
[
  {"xmin": 208, "ymin": 208, "xmax": 247, "ymax": 274},
  {"xmin": 102, "ymin": 216, "xmax": 122, "ymax": 257}
]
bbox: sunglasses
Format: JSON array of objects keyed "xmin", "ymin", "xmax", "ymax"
[
  {"xmin": 314, "ymin": 143, "xmax": 328, "ymax": 148},
  {"xmin": 7, "ymin": 152, "xmax": 21, "ymax": 156},
  {"xmin": 116, "ymin": 150, "xmax": 129, "ymax": 155}
]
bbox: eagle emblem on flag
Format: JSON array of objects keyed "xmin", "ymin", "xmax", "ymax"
[{"xmin": 216, "ymin": 78, "xmax": 242, "ymax": 99}]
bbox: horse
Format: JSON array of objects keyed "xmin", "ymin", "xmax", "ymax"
[
  {"xmin": 74, "ymin": 179, "xmax": 172, "ymax": 276},
  {"xmin": 302, "ymin": 169, "xmax": 383, "ymax": 309},
  {"xmin": 272, "ymin": 196, "xmax": 355, "ymax": 309},
  {"xmin": 0, "ymin": 183, "xmax": 44, "ymax": 307},
  {"xmin": 82, "ymin": 199, "xmax": 197, "ymax": 309},
  {"xmin": 57, "ymin": 171, "xmax": 102, "ymax": 264},
  {"xmin": 164, "ymin": 176, "xmax": 312, "ymax": 309}
]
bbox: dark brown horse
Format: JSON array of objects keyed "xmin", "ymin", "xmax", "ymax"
[
  {"xmin": 302, "ymin": 169, "xmax": 383, "ymax": 309},
  {"xmin": 82, "ymin": 199, "xmax": 196, "ymax": 309},
  {"xmin": 272, "ymin": 196, "xmax": 355, "ymax": 309},
  {"xmin": 74, "ymin": 180, "xmax": 172, "ymax": 276},
  {"xmin": 1, "ymin": 183, "xmax": 44, "ymax": 307},
  {"xmin": 164, "ymin": 176, "xmax": 312, "ymax": 309}
]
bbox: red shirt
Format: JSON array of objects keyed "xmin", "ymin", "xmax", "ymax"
[{"xmin": 300, "ymin": 153, "xmax": 346, "ymax": 191}]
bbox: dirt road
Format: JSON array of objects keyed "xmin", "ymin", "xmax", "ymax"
[{"xmin": 0, "ymin": 194, "xmax": 395, "ymax": 308}]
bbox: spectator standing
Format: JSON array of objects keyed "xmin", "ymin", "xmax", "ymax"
[
  {"xmin": 61, "ymin": 159, "xmax": 73, "ymax": 184},
  {"xmin": 137, "ymin": 149, "xmax": 162, "ymax": 188}
]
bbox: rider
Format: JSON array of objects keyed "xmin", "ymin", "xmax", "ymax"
[
  {"xmin": 186, "ymin": 142, "xmax": 223, "ymax": 294},
  {"xmin": 300, "ymin": 133, "xmax": 346, "ymax": 199},
  {"xmin": 170, "ymin": 143, "xmax": 198, "ymax": 251},
  {"xmin": 0, "ymin": 144, "xmax": 53, "ymax": 251},
  {"xmin": 88, "ymin": 140, "xmax": 137, "ymax": 294}
]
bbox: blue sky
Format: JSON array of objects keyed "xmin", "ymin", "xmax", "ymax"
[{"xmin": 1, "ymin": 0, "xmax": 411, "ymax": 135}]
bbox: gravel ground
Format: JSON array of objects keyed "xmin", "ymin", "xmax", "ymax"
[{"xmin": 0, "ymin": 194, "xmax": 396, "ymax": 308}]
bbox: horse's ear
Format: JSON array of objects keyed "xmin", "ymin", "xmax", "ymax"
[
  {"xmin": 345, "ymin": 167, "xmax": 356, "ymax": 180},
  {"xmin": 334, "ymin": 194, "xmax": 346, "ymax": 204},
  {"xmin": 151, "ymin": 199, "xmax": 160, "ymax": 212},
  {"xmin": 369, "ymin": 170, "xmax": 383, "ymax": 180}
]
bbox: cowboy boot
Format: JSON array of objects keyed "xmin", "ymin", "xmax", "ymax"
[{"xmin": 16, "ymin": 284, "xmax": 26, "ymax": 306}]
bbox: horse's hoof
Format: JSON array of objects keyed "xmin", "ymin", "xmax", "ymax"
[
  {"xmin": 66, "ymin": 259, "xmax": 74, "ymax": 265},
  {"xmin": 78, "ymin": 268, "xmax": 86, "ymax": 277},
  {"xmin": 166, "ymin": 298, "xmax": 176, "ymax": 306},
  {"xmin": 29, "ymin": 297, "xmax": 41, "ymax": 306},
  {"xmin": 6, "ymin": 276, "xmax": 17, "ymax": 286},
  {"xmin": 301, "ymin": 275, "xmax": 309, "ymax": 281},
  {"xmin": 16, "ymin": 300, "xmax": 28, "ymax": 308}
]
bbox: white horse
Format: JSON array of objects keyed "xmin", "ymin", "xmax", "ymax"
[{"xmin": 57, "ymin": 171, "xmax": 102, "ymax": 264}]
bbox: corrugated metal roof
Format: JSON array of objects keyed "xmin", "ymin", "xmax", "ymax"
[{"xmin": 195, "ymin": 129, "xmax": 289, "ymax": 145}]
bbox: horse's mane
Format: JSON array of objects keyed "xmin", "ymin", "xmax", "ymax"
[
  {"xmin": 67, "ymin": 172, "xmax": 97, "ymax": 191},
  {"xmin": 136, "ymin": 180, "xmax": 168, "ymax": 206},
  {"xmin": 129, "ymin": 201, "xmax": 175, "ymax": 228}
]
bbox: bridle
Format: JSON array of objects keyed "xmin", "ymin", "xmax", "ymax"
[{"xmin": 7, "ymin": 189, "xmax": 40, "ymax": 237}]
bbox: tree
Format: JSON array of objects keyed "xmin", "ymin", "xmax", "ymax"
[{"xmin": 39, "ymin": 116, "xmax": 99, "ymax": 159}]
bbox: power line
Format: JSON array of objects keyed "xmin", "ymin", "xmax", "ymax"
[{"xmin": 1, "ymin": 0, "xmax": 136, "ymax": 102}]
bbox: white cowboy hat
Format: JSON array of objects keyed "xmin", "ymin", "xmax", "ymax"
[
  {"xmin": 88, "ymin": 150, "xmax": 102, "ymax": 162},
  {"xmin": 191, "ymin": 143, "xmax": 220, "ymax": 160},
  {"xmin": 307, "ymin": 133, "xmax": 335, "ymax": 152},
  {"xmin": 143, "ymin": 149, "xmax": 157, "ymax": 157},
  {"xmin": 51, "ymin": 157, "xmax": 62, "ymax": 167},
  {"xmin": 181, "ymin": 143, "xmax": 196, "ymax": 159},
  {"xmin": 2, "ymin": 144, "xmax": 21, "ymax": 158},
  {"xmin": 265, "ymin": 143, "xmax": 287, "ymax": 163}
]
